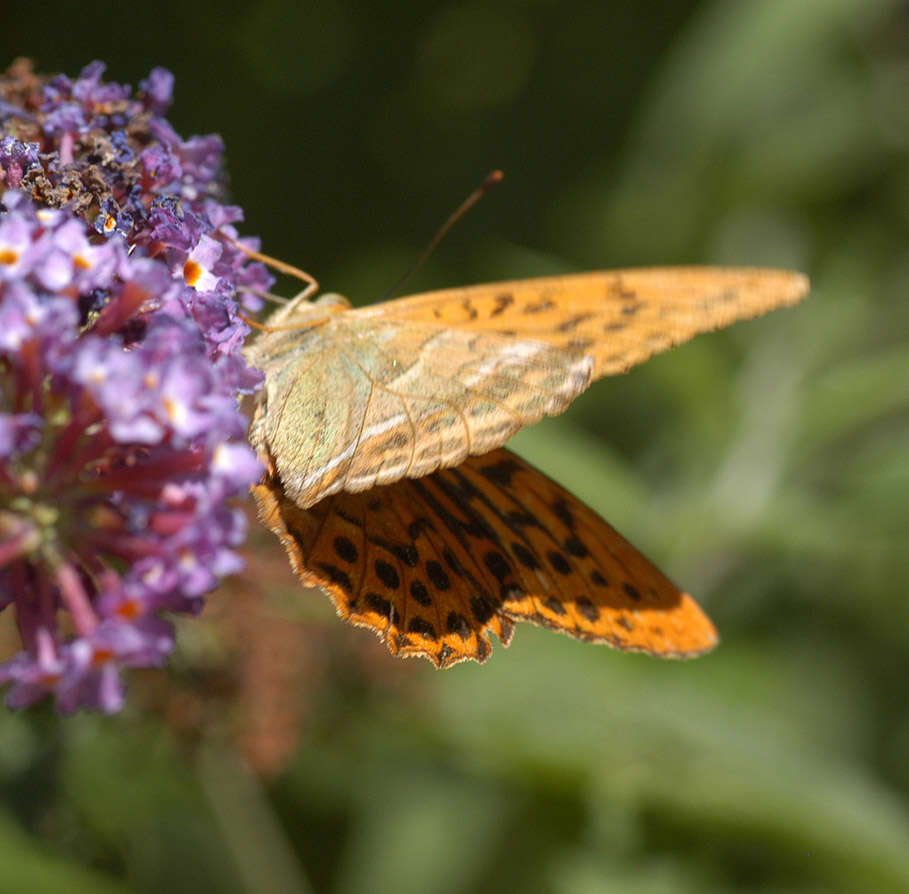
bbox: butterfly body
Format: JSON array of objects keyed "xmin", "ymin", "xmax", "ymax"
[{"xmin": 245, "ymin": 266, "xmax": 809, "ymax": 666}]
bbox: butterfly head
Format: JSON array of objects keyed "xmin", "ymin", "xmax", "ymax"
[{"xmin": 263, "ymin": 291, "xmax": 350, "ymax": 328}]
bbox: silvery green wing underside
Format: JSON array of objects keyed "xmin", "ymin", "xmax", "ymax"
[{"xmin": 247, "ymin": 315, "xmax": 593, "ymax": 508}]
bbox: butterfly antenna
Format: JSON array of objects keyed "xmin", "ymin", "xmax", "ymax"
[{"xmin": 379, "ymin": 169, "xmax": 504, "ymax": 302}]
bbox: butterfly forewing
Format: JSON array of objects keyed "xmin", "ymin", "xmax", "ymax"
[
  {"xmin": 252, "ymin": 447, "xmax": 718, "ymax": 666},
  {"xmin": 248, "ymin": 267, "xmax": 809, "ymax": 509},
  {"xmin": 356, "ymin": 267, "xmax": 809, "ymax": 381}
]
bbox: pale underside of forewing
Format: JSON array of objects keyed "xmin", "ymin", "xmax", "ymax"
[
  {"xmin": 246, "ymin": 266, "xmax": 809, "ymax": 508},
  {"xmin": 251, "ymin": 318, "xmax": 593, "ymax": 509},
  {"xmin": 353, "ymin": 267, "xmax": 810, "ymax": 381},
  {"xmin": 252, "ymin": 447, "xmax": 719, "ymax": 666}
]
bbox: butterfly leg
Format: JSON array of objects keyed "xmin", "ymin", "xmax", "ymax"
[{"xmin": 221, "ymin": 232, "xmax": 320, "ymax": 303}]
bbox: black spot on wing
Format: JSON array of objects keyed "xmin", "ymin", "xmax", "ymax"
[
  {"xmin": 490, "ymin": 292, "xmax": 515, "ymax": 316},
  {"xmin": 470, "ymin": 595, "xmax": 496, "ymax": 624},
  {"xmin": 316, "ymin": 563, "xmax": 353, "ymax": 596},
  {"xmin": 336, "ymin": 508, "xmax": 363, "ymax": 528},
  {"xmin": 551, "ymin": 498, "xmax": 576, "ymax": 530},
  {"xmin": 395, "ymin": 543, "xmax": 419, "ymax": 567},
  {"xmin": 523, "ymin": 298, "xmax": 555, "ymax": 314},
  {"xmin": 410, "ymin": 579, "xmax": 432, "ymax": 606},
  {"xmin": 479, "ymin": 458, "xmax": 520, "ymax": 487},
  {"xmin": 374, "ymin": 559, "xmax": 400, "ymax": 590},
  {"xmin": 446, "ymin": 611, "xmax": 471, "ymax": 639},
  {"xmin": 371, "ymin": 536, "xmax": 419, "ymax": 567},
  {"xmin": 444, "ymin": 548, "xmax": 464, "ymax": 576},
  {"xmin": 507, "ymin": 510, "xmax": 541, "ymax": 529},
  {"xmin": 556, "ymin": 311, "xmax": 595, "ymax": 332},
  {"xmin": 575, "ymin": 597, "xmax": 600, "ymax": 622},
  {"xmin": 365, "ymin": 592, "xmax": 393, "ymax": 619},
  {"xmin": 511, "ymin": 542, "xmax": 539, "ymax": 570},
  {"xmin": 333, "ymin": 536, "xmax": 358, "ymax": 564},
  {"xmin": 484, "ymin": 550, "xmax": 512, "ymax": 584},
  {"xmin": 548, "ymin": 550, "xmax": 571, "ymax": 574},
  {"xmin": 408, "ymin": 616, "xmax": 438, "ymax": 639},
  {"xmin": 426, "ymin": 560, "xmax": 451, "ymax": 591}
]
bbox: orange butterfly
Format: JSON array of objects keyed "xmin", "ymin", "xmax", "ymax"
[{"xmin": 244, "ymin": 266, "xmax": 809, "ymax": 667}]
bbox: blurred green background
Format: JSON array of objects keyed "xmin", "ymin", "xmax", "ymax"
[{"xmin": 3, "ymin": 0, "xmax": 909, "ymax": 891}]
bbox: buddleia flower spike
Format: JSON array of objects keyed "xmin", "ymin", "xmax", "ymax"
[{"xmin": 0, "ymin": 60, "xmax": 267, "ymax": 712}]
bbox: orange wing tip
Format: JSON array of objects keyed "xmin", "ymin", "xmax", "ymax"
[
  {"xmin": 627, "ymin": 591, "xmax": 720, "ymax": 658},
  {"xmin": 612, "ymin": 591, "xmax": 720, "ymax": 659},
  {"xmin": 792, "ymin": 271, "xmax": 811, "ymax": 298},
  {"xmin": 500, "ymin": 591, "xmax": 719, "ymax": 660},
  {"xmin": 758, "ymin": 269, "xmax": 810, "ymax": 310}
]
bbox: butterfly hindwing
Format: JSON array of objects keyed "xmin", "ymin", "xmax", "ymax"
[{"xmin": 252, "ymin": 447, "xmax": 718, "ymax": 667}]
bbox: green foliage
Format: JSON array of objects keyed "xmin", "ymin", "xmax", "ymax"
[{"xmin": 2, "ymin": 0, "xmax": 908, "ymax": 891}]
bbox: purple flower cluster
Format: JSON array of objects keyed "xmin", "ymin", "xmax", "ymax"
[{"xmin": 0, "ymin": 60, "xmax": 270, "ymax": 712}]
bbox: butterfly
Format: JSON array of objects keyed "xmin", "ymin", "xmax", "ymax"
[{"xmin": 244, "ymin": 266, "xmax": 809, "ymax": 667}]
